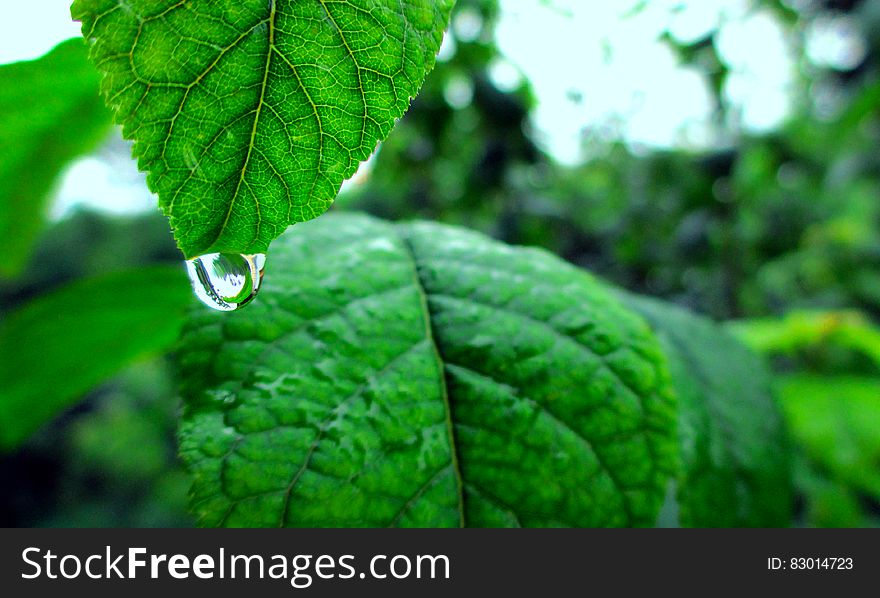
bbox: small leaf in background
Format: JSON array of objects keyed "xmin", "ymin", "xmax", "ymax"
[
  {"xmin": 779, "ymin": 374, "xmax": 880, "ymax": 502},
  {"xmin": 72, "ymin": 0, "xmax": 456, "ymax": 258},
  {"xmin": 0, "ymin": 265, "xmax": 192, "ymax": 451},
  {"xmin": 728, "ymin": 310, "xmax": 880, "ymax": 368},
  {"xmin": 178, "ymin": 213, "xmax": 680, "ymax": 527},
  {"xmin": 0, "ymin": 39, "xmax": 112, "ymax": 278},
  {"xmin": 620, "ymin": 294, "xmax": 793, "ymax": 527}
]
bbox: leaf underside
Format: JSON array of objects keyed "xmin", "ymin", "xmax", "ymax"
[
  {"xmin": 178, "ymin": 214, "xmax": 680, "ymax": 527},
  {"xmin": 72, "ymin": 0, "xmax": 455, "ymax": 258}
]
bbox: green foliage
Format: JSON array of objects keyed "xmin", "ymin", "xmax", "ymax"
[
  {"xmin": 0, "ymin": 39, "xmax": 112, "ymax": 278},
  {"xmin": 72, "ymin": 0, "xmax": 455, "ymax": 258},
  {"xmin": 779, "ymin": 375, "xmax": 880, "ymax": 525},
  {"xmin": 620, "ymin": 294, "xmax": 792, "ymax": 526},
  {"xmin": 0, "ymin": 266, "xmax": 191, "ymax": 450},
  {"xmin": 344, "ymin": 0, "xmax": 880, "ymax": 324},
  {"xmin": 2, "ymin": 359, "xmax": 192, "ymax": 527},
  {"xmin": 1, "ymin": 0, "xmax": 868, "ymax": 530},
  {"xmin": 178, "ymin": 213, "xmax": 791, "ymax": 527},
  {"xmin": 730, "ymin": 310, "xmax": 880, "ymax": 526},
  {"xmin": 729, "ymin": 311, "xmax": 880, "ymax": 369},
  {"xmin": 0, "ymin": 210, "xmax": 182, "ymax": 307},
  {"xmin": 179, "ymin": 213, "xmax": 680, "ymax": 527}
]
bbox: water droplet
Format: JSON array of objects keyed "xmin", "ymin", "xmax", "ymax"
[{"xmin": 185, "ymin": 253, "xmax": 266, "ymax": 311}]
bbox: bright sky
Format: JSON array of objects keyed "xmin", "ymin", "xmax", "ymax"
[
  {"xmin": 490, "ymin": 0, "xmax": 797, "ymax": 163},
  {"xmin": 1, "ymin": 0, "xmax": 866, "ymax": 216},
  {"xmin": 0, "ymin": 0, "xmax": 81, "ymax": 64}
]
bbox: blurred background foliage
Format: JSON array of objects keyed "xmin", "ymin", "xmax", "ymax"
[{"xmin": 1, "ymin": 0, "xmax": 878, "ymax": 527}]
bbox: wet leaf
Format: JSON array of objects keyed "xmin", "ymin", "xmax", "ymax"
[
  {"xmin": 178, "ymin": 213, "xmax": 680, "ymax": 527},
  {"xmin": 621, "ymin": 294, "xmax": 793, "ymax": 526}
]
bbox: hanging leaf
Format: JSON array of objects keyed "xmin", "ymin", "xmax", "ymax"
[{"xmin": 72, "ymin": 0, "xmax": 455, "ymax": 257}]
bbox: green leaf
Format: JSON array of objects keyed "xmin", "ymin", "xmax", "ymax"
[
  {"xmin": 779, "ymin": 374, "xmax": 880, "ymax": 501},
  {"xmin": 728, "ymin": 311, "xmax": 880, "ymax": 370},
  {"xmin": 618, "ymin": 294, "xmax": 793, "ymax": 526},
  {"xmin": 72, "ymin": 0, "xmax": 455, "ymax": 258},
  {"xmin": 0, "ymin": 266, "xmax": 191, "ymax": 450},
  {"xmin": 178, "ymin": 213, "xmax": 680, "ymax": 527},
  {"xmin": 0, "ymin": 39, "xmax": 112, "ymax": 278}
]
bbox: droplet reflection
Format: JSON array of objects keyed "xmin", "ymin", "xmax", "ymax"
[{"xmin": 185, "ymin": 253, "xmax": 266, "ymax": 311}]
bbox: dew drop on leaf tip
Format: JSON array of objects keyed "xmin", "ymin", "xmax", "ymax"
[{"xmin": 185, "ymin": 253, "xmax": 266, "ymax": 311}]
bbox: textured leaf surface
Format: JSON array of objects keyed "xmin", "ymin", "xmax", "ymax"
[
  {"xmin": 72, "ymin": 0, "xmax": 455, "ymax": 258},
  {"xmin": 0, "ymin": 39, "xmax": 112, "ymax": 278},
  {"xmin": 0, "ymin": 266, "xmax": 191, "ymax": 450},
  {"xmin": 620, "ymin": 294, "xmax": 793, "ymax": 527},
  {"xmin": 178, "ymin": 213, "xmax": 679, "ymax": 527}
]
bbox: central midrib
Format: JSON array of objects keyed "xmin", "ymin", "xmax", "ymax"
[
  {"xmin": 398, "ymin": 233, "xmax": 467, "ymax": 528},
  {"xmin": 217, "ymin": 0, "xmax": 279, "ymax": 251}
]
